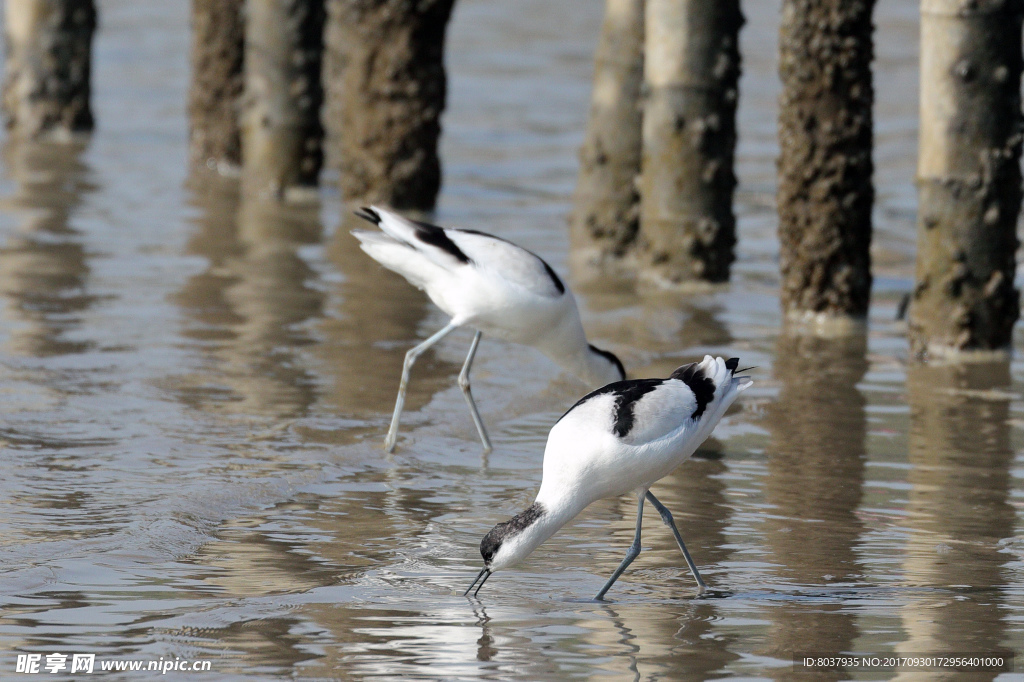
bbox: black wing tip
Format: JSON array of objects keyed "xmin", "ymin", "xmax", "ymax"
[
  {"xmin": 725, "ymin": 357, "xmax": 756, "ymax": 373},
  {"xmin": 354, "ymin": 206, "xmax": 381, "ymax": 225}
]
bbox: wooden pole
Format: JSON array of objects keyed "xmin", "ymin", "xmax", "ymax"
[
  {"xmin": 637, "ymin": 0, "xmax": 743, "ymax": 285},
  {"xmin": 324, "ymin": 0, "xmax": 456, "ymax": 212},
  {"xmin": 569, "ymin": 0, "xmax": 644, "ymax": 275},
  {"xmin": 777, "ymin": 0, "xmax": 875, "ymax": 320},
  {"xmin": 241, "ymin": 0, "xmax": 325, "ymax": 200},
  {"xmin": 189, "ymin": 0, "xmax": 245, "ymax": 173},
  {"xmin": 909, "ymin": 0, "xmax": 1022, "ymax": 358},
  {"xmin": 2, "ymin": 0, "xmax": 96, "ymax": 139}
]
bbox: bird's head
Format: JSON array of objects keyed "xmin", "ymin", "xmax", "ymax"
[
  {"xmin": 464, "ymin": 502, "xmax": 550, "ymax": 597},
  {"xmin": 587, "ymin": 344, "xmax": 627, "ymax": 384}
]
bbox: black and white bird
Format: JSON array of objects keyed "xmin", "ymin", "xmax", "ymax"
[
  {"xmin": 464, "ymin": 355, "xmax": 751, "ymax": 600},
  {"xmin": 352, "ymin": 206, "xmax": 625, "ymax": 453}
]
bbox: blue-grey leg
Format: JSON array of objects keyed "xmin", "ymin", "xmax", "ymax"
[
  {"xmin": 595, "ymin": 493, "xmax": 646, "ymax": 601},
  {"xmin": 458, "ymin": 331, "xmax": 492, "ymax": 454},
  {"xmin": 645, "ymin": 491, "xmax": 707, "ymax": 592},
  {"xmin": 385, "ymin": 322, "xmax": 459, "ymax": 452}
]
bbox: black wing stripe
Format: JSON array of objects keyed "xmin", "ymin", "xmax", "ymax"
[
  {"xmin": 455, "ymin": 228, "xmax": 565, "ymax": 295},
  {"xmin": 610, "ymin": 379, "xmax": 662, "ymax": 437},
  {"xmin": 412, "ymin": 219, "xmax": 471, "ymax": 264},
  {"xmin": 557, "ymin": 378, "xmax": 663, "ymax": 438},
  {"xmin": 670, "ymin": 363, "xmax": 716, "ymax": 419}
]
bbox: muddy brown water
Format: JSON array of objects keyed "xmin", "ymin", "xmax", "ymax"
[{"xmin": 1, "ymin": 1, "xmax": 1023, "ymax": 680}]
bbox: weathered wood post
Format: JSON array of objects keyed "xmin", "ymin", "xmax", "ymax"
[
  {"xmin": 189, "ymin": 0, "xmax": 245, "ymax": 173},
  {"xmin": 569, "ymin": 0, "xmax": 645, "ymax": 274},
  {"xmin": 908, "ymin": 0, "xmax": 1023, "ymax": 358},
  {"xmin": 324, "ymin": 0, "xmax": 456, "ymax": 211},
  {"xmin": 777, "ymin": 0, "xmax": 875, "ymax": 320},
  {"xmin": 241, "ymin": 0, "xmax": 325, "ymax": 199},
  {"xmin": 637, "ymin": 0, "xmax": 743, "ymax": 285},
  {"xmin": 2, "ymin": 0, "xmax": 96, "ymax": 138}
]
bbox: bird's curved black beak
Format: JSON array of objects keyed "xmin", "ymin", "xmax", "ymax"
[{"xmin": 464, "ymin": 567, "xmax": 492, "ymax": 597}]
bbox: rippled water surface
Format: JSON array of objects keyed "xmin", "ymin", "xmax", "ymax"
[{"xmin": 2, "ymin": 1, "xmax": 1024, "ymax": 679}]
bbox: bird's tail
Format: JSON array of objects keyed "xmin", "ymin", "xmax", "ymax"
[
  {"xmin": 672, "ymin": 356, "xmax": 752, "ymax": 431},
  {"xmin": 707, "ymin": 355, "xmax": 753, "ymax": 404},
  {"xmin": 353, "ymin": 205, "xmax": 469, "ymax": 270}
]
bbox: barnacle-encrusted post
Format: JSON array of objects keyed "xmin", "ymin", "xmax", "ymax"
[
  {"xmin": 777, "ymin": 0, "xmax": 875, "ymax": 320},
  {"xmin": 324, "ymin": 0, "xmax": 456, "ymax": 212},
  {"xmin": 189, "ymin": 0, "xmax": 245, "ymax": 173},
  {"xmin": 637, "ymin": 0, "xmax": 743, "ymax": 285},
  {"xmin": 2, "ymin": 0, "xmax": 96, "ymax": 139},
  {"xmin": 569, "ymin": 0, "xmax": 645, "ymax": 275},
  {"xmin": 241, "ymin": 0, "xmax": 325, "ymax": 199},
  {"xmin": 909, "ymin": 0, "xmax": 1023, "ymax": 358}
]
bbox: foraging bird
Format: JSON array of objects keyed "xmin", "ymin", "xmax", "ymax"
[
  {"xmin": 352, "ymin": 206, "xmax": 625, "ymax": 453},
  {"xmin": 465, "ymin": 356, "xmax": 751, "ymax": 600}
]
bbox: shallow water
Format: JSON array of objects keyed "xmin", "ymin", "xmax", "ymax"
[{"xmin": 1, "ymin": 0, "xmax": 1023, "ymax": 680}]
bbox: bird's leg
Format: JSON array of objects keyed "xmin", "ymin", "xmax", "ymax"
[
  {"xmin": 595, "ymin": 493, "xmax": 646, "ymax": 601},
  {"xmin": 645, "ymin": 491, "xmax": 707, "ymax": 592},
  {"xmin": 384, "ymin": 322, "xmax": 458, "ymax": 452},
  {"xmin": 458, "ymin": 331, "xmax": 492, "ymax": 454}
]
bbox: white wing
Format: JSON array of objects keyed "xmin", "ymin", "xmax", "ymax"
[{"xmin": 446, "ymin": 230, "xmax": 565, "ymax": 299}]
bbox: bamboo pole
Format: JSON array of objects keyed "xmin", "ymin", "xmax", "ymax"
[
  {"xmin": 777, "ymin": 0, "xmax": 875, "ymax": 320},
  {"xmin": 2, "ymin": 0, "xmax": 96, "ymax": 139},
  {"xmin": 189, "ymin": 0, "xmax": 245, "ymax": 173},
  {"xmin": 324, "ymin": 0, "xmax": 456, "ymax": 212},
  {"xmin": 909, "ymin": 0, "xmax": 1023, "ymax": 358},
  {"xmin": 637, "ymin": 0, "xmax": 743, "ymax": 285},
  {"xmin": 241, "ymin": 0, "xmax": 325, "ymax": 199},
  {"xmin": 569, "ymin": 0, "xmax": 645, "ymax": 275}
]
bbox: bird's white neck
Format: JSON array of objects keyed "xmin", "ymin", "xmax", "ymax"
[
  {"xmin": 487, "ymin": 496, "xmax": 587, "ymax": 572},
  {"xmin": 540, "ymin": 338, "xmax": 623, "ymax": 387},
  {"xmin": 528, "ymin": 307, "xmax": 623, "ymax": 387}
]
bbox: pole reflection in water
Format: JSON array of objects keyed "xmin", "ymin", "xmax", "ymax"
[
  {"xmin": 0, "ymin": 140, "xmax": 97, "ymax": 357},
  {"xmin": 760, "ymin": 330, "xmax": 868, "ymax": 677},
  {"xmin": 579, "ymin": 600, "xmax": 738, "ymax": 680},
  {"xmin": 173, "ymin": 173, "xmax": 324, "ymax": 417},
  {"xmin": 0, "ymin": 139, "xmax": 112, "ymax": 543},
  {"xmin": 895, "ymin": 361, "xmax": 1014, "ymax": 681}
]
